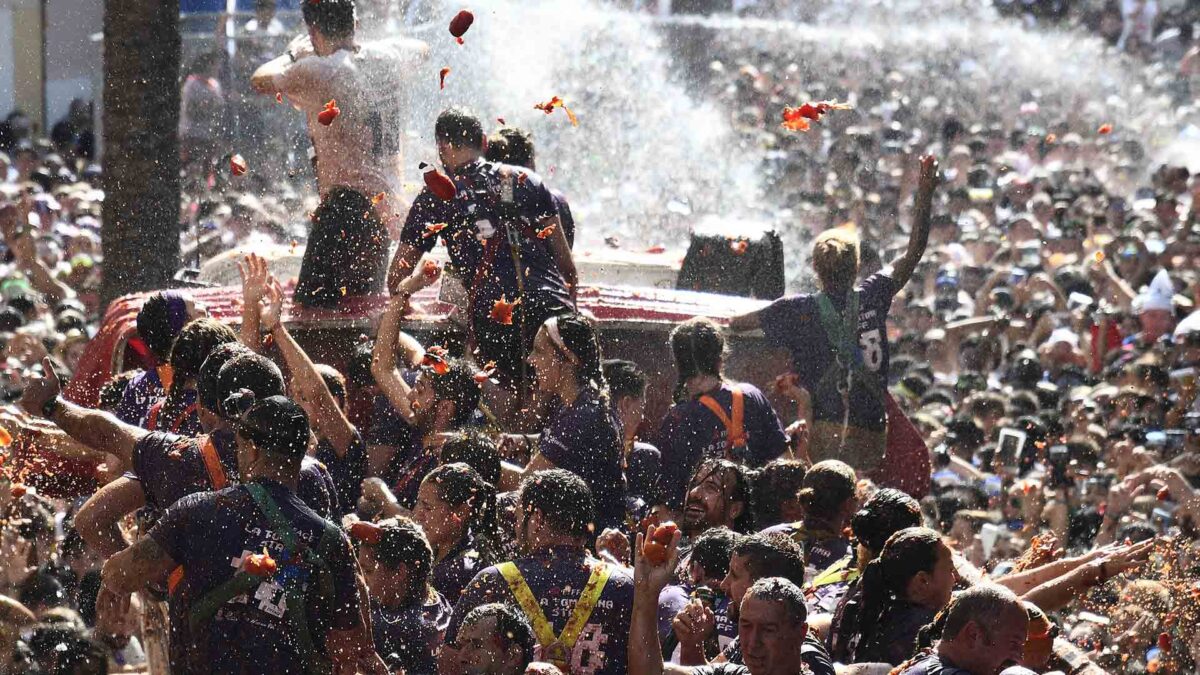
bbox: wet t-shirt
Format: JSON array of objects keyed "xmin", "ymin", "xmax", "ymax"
[
  {"xmin": 131, "ymin": 429, "xmax": 338, "ymax": 520},
  {"xmin": 539, "ymin": 389, "xmax": 626, "ymax": 531},
  {"xmin": 270, "ymin": 37, "xmax": 427, "ymax": 207},
  {"xmin": 115, "ymin": 368, "xmax": 162, "ymax": 426},
  {"xmin": 400, "ymin": 158, "xmax": 572, "ymax": 324},
  {"xmin": 372, "ymin": 591, "xmax": 452, "ymax": 675},
  {"xmin": 660, "ymin": 585, "xmax": 736, "ymax": 663},
  {"xmin": 313, "ymin": 429, "xmax": 367, "ymax": 517},
  {"xmin": 447, "ymin": 547, "xmax": 634, "ymax": 675},
  {"xmin": 759, "ymin": 521, "xmax": 850, "ymax": 581},
  {"xmin": 758, "ymin": 272, "xmax": 897, "ymax": 432},
  {"xmin": 149, "ymin": 480, "xmax": 362, "ymax": 675},
  {"xmin": 553, "ymin": 190, "xmax": 576, "ymax": 248},
  {"xmin": 432, "ymin": 534, "xmax": 490, "ymax": 604},
  {"xmin": 655, "ymin": 384, "xmax": 787, "ymax": 509},
  {"xmin": 804, "ymin": 556, "xmax": 859, "ymax": 615}
]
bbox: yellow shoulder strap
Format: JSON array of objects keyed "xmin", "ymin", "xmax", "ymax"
[
  {"xmin": 497, "ymin": 562, "xmax": 557, "ymax": 647},
  {"xmin": 497, "ymin": 561, "xmax": 614, "ymax": 662}
]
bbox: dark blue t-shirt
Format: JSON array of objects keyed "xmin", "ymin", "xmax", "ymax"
[
  {"xmin": 553, "ymin": 189, "xmax": 576, "ymax": 248},
  {"xmin": 399, "ymin": 159, "xmax": 571, "ymax": 323},
  {"xmin": 627, "ymin": 441, "xmax": 663, "ymax": 508},
  {"xmin": 386, "ymin": 433, "xmax": 439, "ymax": 510},
  {"xmin": 539, "ymin": 389, "xmax": 626, "ymax": 531},
  {"xmin": 759, "ymin": 521, "xmax": 850, "ymax": 578},
  {"xmin": 758, "ymin": 272, "xmax": 897, "ymax": 432},
  {"xmin": 149, "ymin": 480, "xmax": 361, "ymax": 675},
  {"xmin": 432, "ymin": 534, "xmax": 490, "ymax": 604},
  {"xmin": 144, "ymin": 389, "xmax": 201, "ymax": 437},
  {"xmin": 131, "ymin": 429, "xmax": 338, "ymax": 520},
  {"xmin": 114, "ymin": 368, "xmax": 162, "ymax": 426},
  {"xmin": 372, "ymin": 591, "xmax": 452, "ymax": 675},
  {"xmin": 654, "ymin": 384, "xmax": 787, "ymax": 509},
  {"xmin": 447, "ymin": 547, "xmax": 634, "ymax": 675},
  {"xmin": 314, "ymin": 430, "xmax": 367, "ymax": 518}
]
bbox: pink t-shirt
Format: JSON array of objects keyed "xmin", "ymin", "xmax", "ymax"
[{"xmin": 272, "ymin": 38, "xmax": 427, "ymax": 223}]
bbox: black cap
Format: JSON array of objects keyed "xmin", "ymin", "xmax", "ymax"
[{"xmin": 230, "ymin": 394, "xmax": 310, "ymax": 459}]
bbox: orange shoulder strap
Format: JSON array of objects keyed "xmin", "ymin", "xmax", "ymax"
[
  {"xmin": 168, "ymin": 402, "xmax": 198, "ymax": 434},
  {"xmin": 200, "ymin": 437, "xmax": 228, "ymax": 491},
  {"xmin": 145, "ymin": 401, "xmax": 163, "ymax": 431},
  {"xmin": 698, "ymin": 387, "xmax": 747, "ymax": 448}
]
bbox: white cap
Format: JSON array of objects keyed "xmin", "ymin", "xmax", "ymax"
[
  {"xmin": 1135, "ymin": 269, "xmax": 1174, "ymax": 313},
  {"xmin": 1046, "ymin": 327, "xmax": 1079, "ymax": 348}
]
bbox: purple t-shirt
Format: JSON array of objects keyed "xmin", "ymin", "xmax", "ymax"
[
  {"xmin": 654, "ymin": 384, "xmax": 787, "ymax": 509},
  {"xmin": 758, "ymin": 272, "xmax": 897, "ymax": 432},
  {"xmin": 448, "ymin": 547, "xmax": 634, "ymax": 675},
  {"xmin": 387, "ymin": 434, "xmax": 439, "ymax": 510},
  {"xmin": 372, "ymin": 591, "xmax": 452, "ymax": 675},
  {"xmin": 399, "ymin": 159, "xmax": 571, "ymax": 325},
  {"xmin": 131, "ymin": 429, "xmax": 338, "ymax": 519},
  {"xmin": 114, "ymin": 368, "xmax": 163, "ymax": 426},
  {"xmin": 149, "ymin": 480, "xmax": 361, "ymax": 674},
  {"xmin": 314, "ymin": 429, "xmax": 367, "ymax": 518},
  {"xmin": 539, "ymin": 389, "xmax": 626, "ymax": 531}
]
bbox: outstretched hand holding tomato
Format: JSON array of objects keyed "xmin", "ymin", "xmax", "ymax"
[{"xmin": 633, "ymin": 521, "xmax": 681, "ymax": 595}]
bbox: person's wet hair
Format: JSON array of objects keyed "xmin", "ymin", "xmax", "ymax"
[
  {"xmin": 314, "ymin": 363, "xmax": 347, "ymax": 409},
  {"xmin": 136, "ymin": 291, "xmax": 191, "ymax": 362},
  {"xmin": 426, "ymin": 462, "xmax": 500, "ymax": 554},
  {"xmin": 745, "ymin": 577, "xmax": 808, "ymax": 626},
  {"xmin": 197, "ymin": 342, "xmax": 252, "ymax": 413},
  {"xmin": 851, "ymin": 488, "xmax": 923, "ymax": 554},
  {"xmin": 485, "ymin": 126, "xmax": 536, "ymax": 170},
  {"xmin": 302, "ymin": 0, "xmax": 355, "ymax": 40},
  {"xmin": 936, "ymin": 583, "xmax": 1023, "ymax": 643},
  {"xmin": 518, "ymin": 469, "xmax": 595, "ymax": 539},
  {"xmin": 689, "ymin": 527, "xmax": 740, "ymax": 580},
  {"xmin": 731, "ymin": 533, "xmax": 806, "ymax": 588},
  {"xmin": 439, "ymin": 430, "xmax": 501, "ymax": 485},
  {"xmin": 370, "ymin": 518, "xmax": 433, "ymax": 602},
  {"xmin": 553, "ymin": 313, "xmax": 607, "ymax": 393},
  {"xmin": 689, "ymin": 458, "xmax": 755, "ymax": 533},
  {"xmin": 460, "ymin": 603, "xmax": 537, "ymax": 666},
  {"xmin": 426, "ymin": 356, "xmax": 482, "ymax": 428},
  {"xmin": 812, "ymin": 227, "xmax": 860, "ymax": 294},
  {"xmin": 168, "ymin": 318, "xmax": 238, "ymax": 394},
  {"xmin": 752, "ymin": 459, "xmax": 806, "ymax": 528},
  {"xmin": 797, "ymin": 460, "xmax": 856, "ymax": 521},
  {"xmin": 215, "ymin": 352, "xmax": 285, "ymax": 419},
  {"xmin": 669, "ymin": 317, "xmax": 725, "ymax": 402},
  {"xmin": 436, "ymin": 107, "xmax": 485, "ymax": 150},
  {"xmin": 602, "ymin": 359, "xmax": 646, "ymax": 401}
]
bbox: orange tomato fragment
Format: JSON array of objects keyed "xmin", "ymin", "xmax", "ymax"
[
  {"xmin": 536, "ymin": 224, "xmax": 557, "ymax": 239},
  {"xmin": 490, "ymin": 296, "xmax": 520, "ymax": 325},
  {"xmin": 533, "ymin": 96, "xmax": 579, "ymax": 127},
  {"xmin": 317, "ymin": 99, "xmax": 340, "ymax": 126},
  {"xmin": 0, "ymin": 427, "xmax": 11, "ymax": 448},
  {"xmin": 730, "ymin": 240, "xmax": 748, "ymax": 255},
  {"xmin": 781, "ymin": 100, "xmax": 852, "ymax": 132},
  {"xmin": 423, "ymin": 222, "xmax": 448, "ymax": 238},
  {"xmin": 439, "ymin": 67, "xmax": 451, "ymax": 90},
  {"xmin": 349, "ymin": 521, "xmax": 383, "ymax": 544},
  {"xmin": 244, "ymin": 550, "xmax": 277, "ymax": 577},
  {"xmin": 1098, "ymin": 123, "xmax": 1113, "ymax": 135}
]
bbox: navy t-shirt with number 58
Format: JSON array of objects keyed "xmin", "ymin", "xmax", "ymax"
[{"xmin": 758, "ymin": 272, "xmax": 896, "ymax": 432}]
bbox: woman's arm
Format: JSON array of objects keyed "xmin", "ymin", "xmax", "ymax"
[
  {"xmin": 75, "ymin": 477, "xmax": 145, "ymax": 558},
  {"xmin": 237, "ymin": 254, "xmax": 266, "ymax": 352},
  {"xmin": 890, "ymin": 155, "xmax": 939, "ymax": 290},
  {"xmin": 259, "ymin": 273, "xmax": 357, "ymax": 456},
  {"xmin": 372, "ymin": 259, "xmax": 440, "ymax": 425}
]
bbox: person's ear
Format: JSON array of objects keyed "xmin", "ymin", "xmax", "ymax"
[{"xmin": 728, "ymin": 499, "xmax": 745, "ymax": 523}]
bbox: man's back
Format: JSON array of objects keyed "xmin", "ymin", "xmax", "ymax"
[
  {"xmin": 448, "ymin": 547, "xmax": 634, "ymax": 675},
  {"xmin": 149, "ymin": 480, "xmax": 361, "ymax": 674}
]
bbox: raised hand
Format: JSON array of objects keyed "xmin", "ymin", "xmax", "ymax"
[
  {"xmin": 238, "ymin": 253, "xmax": 271, "ymax": 310},
  {"xmin": 633, "ymin": 523, "xmax": 681, "ymax": 595},
  {"xmin": 18, "ymin": 357, "xmax": 61, "ymax": 418},
  {"xmin": 261, "ymin": 276, "xmax": 285, "ymax": 333}
]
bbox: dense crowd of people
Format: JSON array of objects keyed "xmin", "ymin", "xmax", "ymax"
[{"xmin": 0, "ymin": 0, "xmax": 1200, "ymax": 673}]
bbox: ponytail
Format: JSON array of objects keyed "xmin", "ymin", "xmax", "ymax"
[
  {"xmin": 842, "ymin": 528, "xmax": 942, "ymax": 662},
  {"xmin": 554, "ymin": 313, "xmax": 608, "ymax": 399},
  {"xmin": 668, "ymin": 317, "xmax": 725, "ymax": 403}
]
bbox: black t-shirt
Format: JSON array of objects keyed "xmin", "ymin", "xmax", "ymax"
[
  {"xmin": 539, "ymin": 388, "xmax": 626, "ymax": 531},
  {"xmin": 372, "ymin": 591, "xmax": 451, "ymax": 675},
  {"xmin": 149, "ymin": 480, "xmax": 361, "ymax": 674}
]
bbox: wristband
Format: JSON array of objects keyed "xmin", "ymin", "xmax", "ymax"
[
  {"xmin": 287, "ymin": 49, "xmax": 297, "ymax": 63},
  {"xmin": 42, "ymin": 396, "xmax": 61, "ymax": 419}
]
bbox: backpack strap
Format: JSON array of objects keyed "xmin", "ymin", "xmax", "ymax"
[
  {"xmin": 697, "ymin": 387, "xmax": 747, "ymax": 452},
  {"xmin": 497, "ymin": 561, "xmax": 613, "ymax": 671},
  {"xmin": 189, "ymin": 484, "xmax": 336, "ymax": 675},
  {"xmin": 200, "ymin": 437, "xmax": 228, "ymax": 491},
  {"xmin": 168, "ymin": 402, "xmax": 198, "ymax": 434}
]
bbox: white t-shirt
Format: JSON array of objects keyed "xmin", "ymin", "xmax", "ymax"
[{"xmin": 271, "ymin": 37, "xmax": 427, "ymax": 214}]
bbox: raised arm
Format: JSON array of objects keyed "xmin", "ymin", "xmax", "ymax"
[
  {"xmin": 630, "ymin": 526, "xmax": 690, "ymax": 675},
  {"xmin": 250, "ymin": 34, "xmax": 314, "ymax": 95},
  {"xmin": 890, "ymin": 155, "xmax": 939, "ymax": 290},
  {"xmin": 237, "ymin": 254, "xmax": 267, "ymax": 352},
  {"xmin": 1021, "ymin": 539, "xmax": 1153, "ymax": 613},
  {"xmin": 373, "ymin": 258, "xmax": 441, "ymax": 424},
  {"xmin": 75, "ymin": 476, "xmax": 145, "ymax": 558},
  {"xmin": 386, "ymin": 243, "xmax": 426, "ymax": 295},
  {"xmin": 258, "ymin": 272, "xmax": 357, "ymax": 456},
  {"xmin": 18, "ymin": 357, "xmax": 148, "ymax": 466}
]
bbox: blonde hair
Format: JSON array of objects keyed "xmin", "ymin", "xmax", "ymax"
[{"xmin": 812, "ymin": 227, "xmax": 860, "ymax": 293}]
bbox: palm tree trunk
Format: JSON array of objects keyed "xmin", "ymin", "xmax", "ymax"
[{"xmin": 100, "ymin": 0, "xmax": 182, "ymax": 306}]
